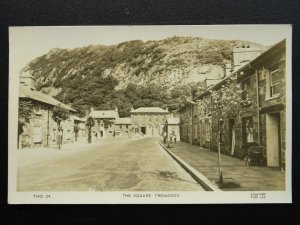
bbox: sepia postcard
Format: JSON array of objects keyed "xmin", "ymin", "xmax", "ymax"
[{"xmin": 8, "ymin": 25, "xmax": 292, "ymax": 204}]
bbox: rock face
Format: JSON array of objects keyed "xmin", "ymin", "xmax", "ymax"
[
  {"xmin": 19, "ymin": 36, "xmax": 267, "ymax": 116},
  {"xmin": 21, "ymin": 36, "xmax": 266, "ymax": 94}
]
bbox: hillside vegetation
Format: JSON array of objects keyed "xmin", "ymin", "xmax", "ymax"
[{"xmin": 21, "ymin": 36, "xmax": 266, "ymax": 117}]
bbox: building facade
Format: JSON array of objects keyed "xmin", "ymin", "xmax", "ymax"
[
  {"xmin": 165, "ymin": 117, "xmax": 181, "ymax": 142},
  {"xmin": 130, "ymin": 107, "xmax": 170, "ymax": 137},
  {"xmin": 179, "ymin": 40, "xmax": 286, "ymax": 170},
  {"xmin": 19, "ymin": 75, "xmax": 76, "ymax": 149},
  {"xmin": 114, "ymin": 117, "xmax": 132, "ymax": 136},
  {"xmin": 90, "ymin": 107, "xmax": 119, "ymax": 137}
]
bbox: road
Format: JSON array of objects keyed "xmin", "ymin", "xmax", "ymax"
[{"xmin": 17, "ymin": 137, "xmax": 205, "ymax": 191}]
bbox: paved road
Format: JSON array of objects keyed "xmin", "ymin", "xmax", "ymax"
[{"xmin": 17, "ymin": 137, "xmax": 205, "ymax": 191}]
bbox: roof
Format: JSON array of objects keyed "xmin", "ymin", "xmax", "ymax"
[
  {"xmin": 74, "ymin": 115, "xmax": 85, "ymax": 122},
  {"xmin": 90, "ymin": 110, "xmax": 119, "ymax": 119},
  {"xmin": 249, "ymin": 39, "xmax": 286, "ymax": 66},
  {"xmin": 178, "ymin": 39, "xmax": 286, "ymax": 112},
  {"xmin": 115, "ymin": 117, "xmax": 132, "ymax": 124},
  {"xmin": 130, "ymin": 107, "xmax": 169, "ymax": 114},
  {"xmin": 19, "ymin": 87, "xmax": 76, "ymax": 112},
  {"xmin": 167, "ymin": 117, "xmax": 180, "ymax": 125}
]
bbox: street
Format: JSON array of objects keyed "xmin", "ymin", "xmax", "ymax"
[{"xmin": 17, "ymin": 137, "xmax": 205, "ymax": 191}]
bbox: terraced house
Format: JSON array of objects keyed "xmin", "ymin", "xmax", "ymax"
[
  {"xmin": 179, "ymin": 39, "xmax": 286, "ymax": 170},
  {"xmin": 19, "ymin": 73, "xmax": 77, "ymax": 149}
]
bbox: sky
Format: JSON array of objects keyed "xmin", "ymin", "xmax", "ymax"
[{"xmin": 9, "ymin": 25, "xmax": 291, "ymax": 76}]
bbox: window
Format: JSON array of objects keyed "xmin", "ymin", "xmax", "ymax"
[
  {"xmin": 242, "ymin": 79, "xmax": 250, "ymax": 100},
  {"xmin": 126, "ymin": 125, "xmax": 129, "ymax": 129},
  {"xmin": 270, "ymin": 64, "xmax": 280, "ymax": 97},
  {"xmin": 120, "ymin": 125, "xmax": 122, "ymax": 129},
  {"xmin": 34, "ymin": 105, "xmax": 42, "ymax": 115},
  {"xmin": 205, "ymin": 121, "xmax": 210, "ymax": 142},
  {"xmin": 67, "ymin": 130, "xmax": 71, "ymax": 140}
]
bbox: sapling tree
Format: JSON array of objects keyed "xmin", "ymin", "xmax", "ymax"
[
  {"xmin": 52, "ymin": 104, "xmax": 70, "ymax": 149},
  {"xmin": 86, "ymin": 116, "xmax": 95, "ymax": 143},
  {"xmin": 196, "ymin": 74, "xmax": 246, "ymax": 185}
]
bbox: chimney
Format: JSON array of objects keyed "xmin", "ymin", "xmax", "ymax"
[
  {"xmin": 166, "ymin": 107, "xmax": 169, "ymax": 112},
  {"xmin": 131, "ymin": 106, "xmax": 134, "ymax": 111},
  {"xmin": 90, "ymin": 107, "xmax": 94, "ymax": 116},
  {"xmin": 115, "ymin": 107, "xmax": 118, "ymax": 112},
  {"xmin": 19, "ymin": 72, "xmax": 36, "ymax": 91},
  {"xmin": 232, "ymin": 45, "xmax": 261, "ymax": 72}
]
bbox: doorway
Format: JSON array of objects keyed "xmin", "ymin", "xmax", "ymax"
[
  {"xmin": 141, "ymin": 126, "xmax": 146, "ymax": 135},
  {"xmin": 228, "ymin": 119, "xmax": 235, "ymax": 156},
  {"xmin": 266, "ymin": 113, "xmax": 281, "ymax": 167}
]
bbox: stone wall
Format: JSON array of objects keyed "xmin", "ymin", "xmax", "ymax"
[{"xmin": 20, "ymin": 101, "xmax": 75, "ymax": 148}]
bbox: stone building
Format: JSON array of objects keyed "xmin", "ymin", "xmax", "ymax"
[
  {"xmin": 237, "ymin": 39, "xmax": 286, "ymax": 169},
  {"xmin": 89, "ymin": 107, "xmax": 119, "ymax": 137},
  {"xmin": 130, "ymin": 107, "xmax": 170, "ymax": 137},
  {"xmin": 165, "ymin": 117, "xmax": 181, "ymax": 142},
  {"xmin": 179, "ymin": 40, "xmax": 287, "ymax": 170},
  {"xmin": 19, "ymin": 74, "xmax": 76, "ymax": 148},
  {"xmin": 114, "ymin": 117, "xmax": 132, "ymax": 136}
]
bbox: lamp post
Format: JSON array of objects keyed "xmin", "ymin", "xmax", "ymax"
[{"xmin": 218, "ymin": 118, "xmax": 224, "ymax": 185}]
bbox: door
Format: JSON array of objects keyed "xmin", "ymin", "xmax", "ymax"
[
  {"xmin": 141, "ymin": 126, "xmax": 146, "ymax": 135},
  {"xmin": 33, "ymin": 126, "xmax": 42, "ymax": 143},
  {"xmin": 266, "ymin": 113, "xmax": 281, "ymax": 167},
  {"xmin": 229, "ymin": 119, "xmax": 235, "ymax": 155}
]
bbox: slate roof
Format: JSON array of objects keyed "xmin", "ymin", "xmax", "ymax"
[
  {"xmin": 74, "ymin": 115, "xmax": 85, "ymax": 122},
  {"xmin": 90, "ymin": 110, "xmax": 119, "ymax": 119},
  {"xmin": 19, "ymin": 87, "xmax": 76, "ymax": 112},
  {"xmin": 167, "ymin": 117, "xmax": 180, "ymax": 125},
  {"xmin": 115, "ymin": 117, "xmax": 132, "ymax": 124},
  {"xmin": 130, "ymin": 107, "xmax": 169, "ymax": 114}
]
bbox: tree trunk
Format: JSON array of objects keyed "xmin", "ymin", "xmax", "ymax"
[
  {"xmin": 217, "ymin": 127, "xmax": 223, "ymax": 185},
  {"xmin": 88, "ymin": 127, "xmax": 92, "ymax": 143}
]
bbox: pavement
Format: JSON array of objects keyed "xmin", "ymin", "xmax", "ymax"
[
  {"xmin": 17, "ymin": 137, "xmax": 205, "ymax": 192},
  {"xmin": 159, "ymin": 141, "xmax": 285, "ymax": 191}
]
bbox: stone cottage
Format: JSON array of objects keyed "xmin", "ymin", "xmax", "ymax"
[{"xmin": 19, "ymin": 74, "xmax": 76, "ymax": 148}]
